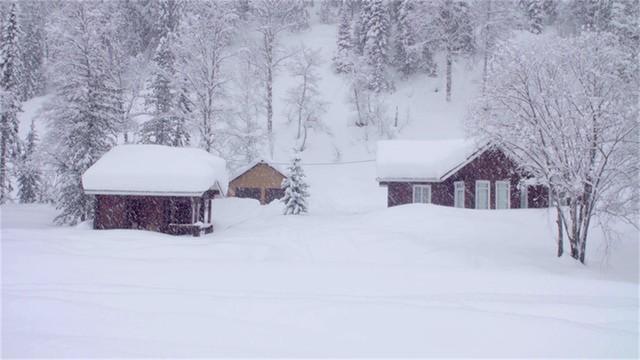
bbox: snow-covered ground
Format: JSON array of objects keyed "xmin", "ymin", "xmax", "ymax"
[{"xmin": 2, "ymin": 186, "xmax": 638, "ymax": 357}]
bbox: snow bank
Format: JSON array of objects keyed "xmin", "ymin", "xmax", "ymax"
[
  {"xmin": 376, "ymin": 139, "xmax": 486, "ymax": 181},
  {"xmin": 82, "ymin": 144, "xmax": 228, "ymax": 196},
  {"xmin": 2, "ymin": 202, "xmax": 638, "ymax": 357}
]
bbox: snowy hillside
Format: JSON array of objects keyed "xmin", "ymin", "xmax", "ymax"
[
  {"xmin": 269, "ymin": 22, "xmax": 478, "ymax": 163},
  {"xmin": 2, "ymin": 201, "xmax": 637, "ymax": 357}
]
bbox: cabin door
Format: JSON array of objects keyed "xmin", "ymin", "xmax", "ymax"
[{"xmin": 125, "ymin": 198, "xmax": 143, "ymax": 229}]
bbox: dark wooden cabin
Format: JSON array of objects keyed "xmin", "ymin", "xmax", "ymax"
[
  {"xmin": 82, "ymin": 145, "xmax": 228, "ymax": 236},
  {"xmin": 228, "ymin": 160, "xmax": 287, "ymax": 205},
  {"xmin": 376, "ymin": 140, "xmax": 548, "ymax": 209}
]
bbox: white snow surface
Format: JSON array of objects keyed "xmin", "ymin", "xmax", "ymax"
[
  {"xmin": 1, "ymin": 195, "xmax": 638, "ymax": 357},
  {"xmin": 377, "ymin": 139, "xmax": 484, "ymax": 181},
  {"xmin": 82, "ymin": 144, "xmax": 228, "ymax": 196}
]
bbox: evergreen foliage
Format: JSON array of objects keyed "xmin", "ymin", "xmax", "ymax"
[
  {"xmin": 363, "ymin": 0, "xmax": 391, "ymax": 93},
  {"xmin": 281, "ymin": 155, "xmax": 309, "ymax": 215},
  {"xmin": 333, "ymin": 3, "xmax": 353, "ymax": 73},
  {"xmin": 17, "ymin": 119, "xmax": 40, "ymax": 203},
  {"xmin": 0, "ymin": 3, "xmax": 23, "ymax": 203},
  {"xmin": 46, "ymin": 3, "xmax": 122, "ymax": 224},
  {"xmin": 140, "ymin": 33, "xmax": 191, "ymax": 147}
]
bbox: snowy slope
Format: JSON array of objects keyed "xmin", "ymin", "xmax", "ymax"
[
  {"xmin": 1, "ymin": 201, "xmax": 638, "ymax": 357},
  {"xmin": 270, "ymin": 20, "xmax": 481, "ymax": 163}
]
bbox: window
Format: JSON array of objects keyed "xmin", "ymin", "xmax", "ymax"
[
  {"xmin": 413, "ymin": 185, "xmax": 431, "ymax": 204},
  {"xmin": 496, "ymin": 181, "xmax": 511, "ymax": 209},
  {"xmin": 475, "ymin": 180, "xmax": 490, "ymax": 209},
  {"xmin": 454, "ymin": 181, "xmax": 465, "ymax": 208},
  {"xmin": 520, "ymin": 185, "xmax": 528, "ymax": 209}
]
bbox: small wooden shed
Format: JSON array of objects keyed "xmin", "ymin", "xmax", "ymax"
[
  {"xmin": 82, "ymin": 145, "xmax": 228, "ymax": 236},
  {"xmin": 228, "ymin": 160, "xmax": 287, "ymax": 205}
]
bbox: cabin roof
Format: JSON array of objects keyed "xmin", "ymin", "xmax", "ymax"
[
  {"xmin": 230, "ymin": 159, "xmax": 287, "ymax": 183},
  {"xmin": 376, "ymin": 139, "xmax": 491, "ymax": 182},
  {"xmin": 82, "ymin": 144, "xmax": 228, "ymax": 196}
]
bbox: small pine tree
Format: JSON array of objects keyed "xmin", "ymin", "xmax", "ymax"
[
  {"xmin": 17, "ymin": 119, "xmax": 40, "ymax": 203},
  {"xmin": 281, "ymin": 155, "xmax": 309, "ymax": 215}
]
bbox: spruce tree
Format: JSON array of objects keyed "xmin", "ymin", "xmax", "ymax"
[
  {"xmin": 394, "ymin": 0, "xmax": 421, "ymax": 77},
  {"xmin": 47, "ymin": 3, "xmax": 122, "ymax": 224},
  {"xmin": 281, "ymin": 155, "xmax": 309, "ymax": 215},
  {"xmin": 521, "ymin": 0, "xmax": 544, "ymax": 34},
  {"xmin": 0, "ymin": 3, "xmax": 23, "ymax": 204},
  {"xmin": 333, "ymin": 3, "xmax": 353, "ymax": 73},
  {"xmin": 140, "ymin": 33, "xmax": 190, "ymax": 147},
  {"xmin": 18, "ymin": 1, "xmax": 46, "ymax": 99},
  {"xmin": 364, "ymin": 0, "xmax": 391, "ymax": 93},
  {"xmin": 17, "ymin": 119, "xmax": 40, "ymax": 203}
]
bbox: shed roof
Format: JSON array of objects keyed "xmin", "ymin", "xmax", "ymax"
[
  {"xmin": 82, "ymin": 144, "xmax": 228, "ymax": 196},
  {"xmin": 376, "ymin": 139, "xmax": 490, "ymax": 182},
  {"xmin": 230, "ymin": 159, "xmax": 287, "ymax": 183}
]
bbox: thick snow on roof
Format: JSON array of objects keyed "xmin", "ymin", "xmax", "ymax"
[
  {"xmin": 377, "ymin": 139, "xmax": 485, "ymax": 181},
  {"xmin": 82, "ymin": 145, "xmax": 228, "ymax": 196}
]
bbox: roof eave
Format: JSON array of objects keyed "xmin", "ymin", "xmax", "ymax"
[{"xmin": 83, "ymin": 189, "xmax": 208, "ymax": 197}]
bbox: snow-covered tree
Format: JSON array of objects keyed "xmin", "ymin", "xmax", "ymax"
[
  {"xmin": 474, "ymin": 0, "xmax": 521, "ymax": 93},
  {"xmin": 436, "ymin": 0, "xmax": 475, "ymax": 102},
  {"xmin": 285, "ymin": 47, "xmax": 327, "ymax": 151},
  {"xmin": 470, "ymin": 32, "xmax": 639, "ymax": 264},
  {"xmin": 140, "ymin": 32, "xmax": 191, "ymax": 147},
  {"xmin": 363, "ymin": 0, "xmax": 391, "ymax": 93},
  {"xmin": 45, "ymin": 2, "xmax": 122, "ymax": 224},
  {"xmin": 156, "ymin": 0, "xmax": 182, "ymax": 41},
  {"xmin": 520, "ymin": 0, "xmax": 544, "ymax": 34},
  {"xmin": 0, "ymin": 3, "xmax": 23, "ymax": 203},
  {"xmin": 18, "ymin": 1, "xmax": 47, "ymax": 99},
  {"xmin": 251, "ymin": 0, "xmax": 300, "ymax": 156},
  {"xmin": 178, "ymin": 1, "xmax": 237, "ymax": 152},
  {"xmin": 393, "ymin": 0, "xmax": 421, "ymax": 78},
  {"xmin": 17, "ymin": 119, "xmax": 40, "ymax": 203},
  {"xmin": 281, "ymin": 155, "xmax": 309, "ymax": 215},
  {"xmin": 333, "ymin": 3, "xmax": 353, "ymax": 73},
  {"xmin": 224, "ymin": 53, "xmax": 266, "ymax": 168}
]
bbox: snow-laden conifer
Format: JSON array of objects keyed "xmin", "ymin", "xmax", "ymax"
[{"xmin": 281, "ymin": 155, "xmax": 309, "ymax": 215}]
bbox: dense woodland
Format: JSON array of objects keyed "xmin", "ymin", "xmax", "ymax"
[{"xmin": 0, "ymin": 0, "xmax": 637, "ymax": 262}]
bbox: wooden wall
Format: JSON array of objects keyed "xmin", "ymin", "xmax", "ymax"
[
  {"xmin": 228, "ymin": 163, "xmax": 286, "ymax": 204},
  {"xmin": 384, "ymin": 149, "xmax": 549, "ymax": 209}
]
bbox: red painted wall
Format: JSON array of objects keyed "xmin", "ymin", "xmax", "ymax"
[{"xmin": 384, "ymin": 148, "xmax": 548, "ymax": 209}]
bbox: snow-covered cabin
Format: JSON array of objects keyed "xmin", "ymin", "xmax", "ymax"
[
  {"xmin": 228, "ymin": 160, "xmax": 287, "ymax": 205},
  {"xmin": 82, "ymin": 145, "xmax": 228, "ymax": 236},
  {"xmin": 376, "ymin": 139, "xmax": 548, "ymax": 209}
]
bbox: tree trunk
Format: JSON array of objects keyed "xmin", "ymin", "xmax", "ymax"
[
  {"xmin": 446, "ymin": 48, "xmax": 452, "ymax": 102},
  {"xmin": 481, "ymin": 0, "xmax": 492, "ymax": 95},
  {"xmin": 353, "ymin": 87, "xmax": 364, "ymax": 127},
  {"xmin": 569, "ymin": 201, "xmax": 580, "ymax": 260},
  {"xmin": 556, "ymin": 205, "xmax": 564, "ymax": 257},
  {"xmin": 0, "ymin": 116, "xmax": 7, "ymax": 204},
  {"xmin": 264, "ymin": 32, "xmax": 274, "ymax": 157}
]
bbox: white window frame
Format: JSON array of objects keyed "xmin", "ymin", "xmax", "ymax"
[
  {"xmin": 520, "ymin": 185, "xmax": 529, "ymax": 209},
  {"xmin": 475, "ymin": 180, "xmax": 490, "ymax": 209},
  {"xmin": 454, "ymin": 181, "xmax": 465, "ymax": 208},
  {"xmin": 412, "ymin": 184, "xmax": 431, "ymax": 204},
  {"xmin": 495, "ymin": 180, "xmax": 511, "ymax": 209}
]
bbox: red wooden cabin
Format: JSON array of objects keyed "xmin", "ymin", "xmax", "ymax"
[
  {"xmin": 82, "ymin": 145, "xmax": 228, "ymax": 236},
  {"xmin": 376, "ymin": 140, "xmax": 548, "ymax": 209}
]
